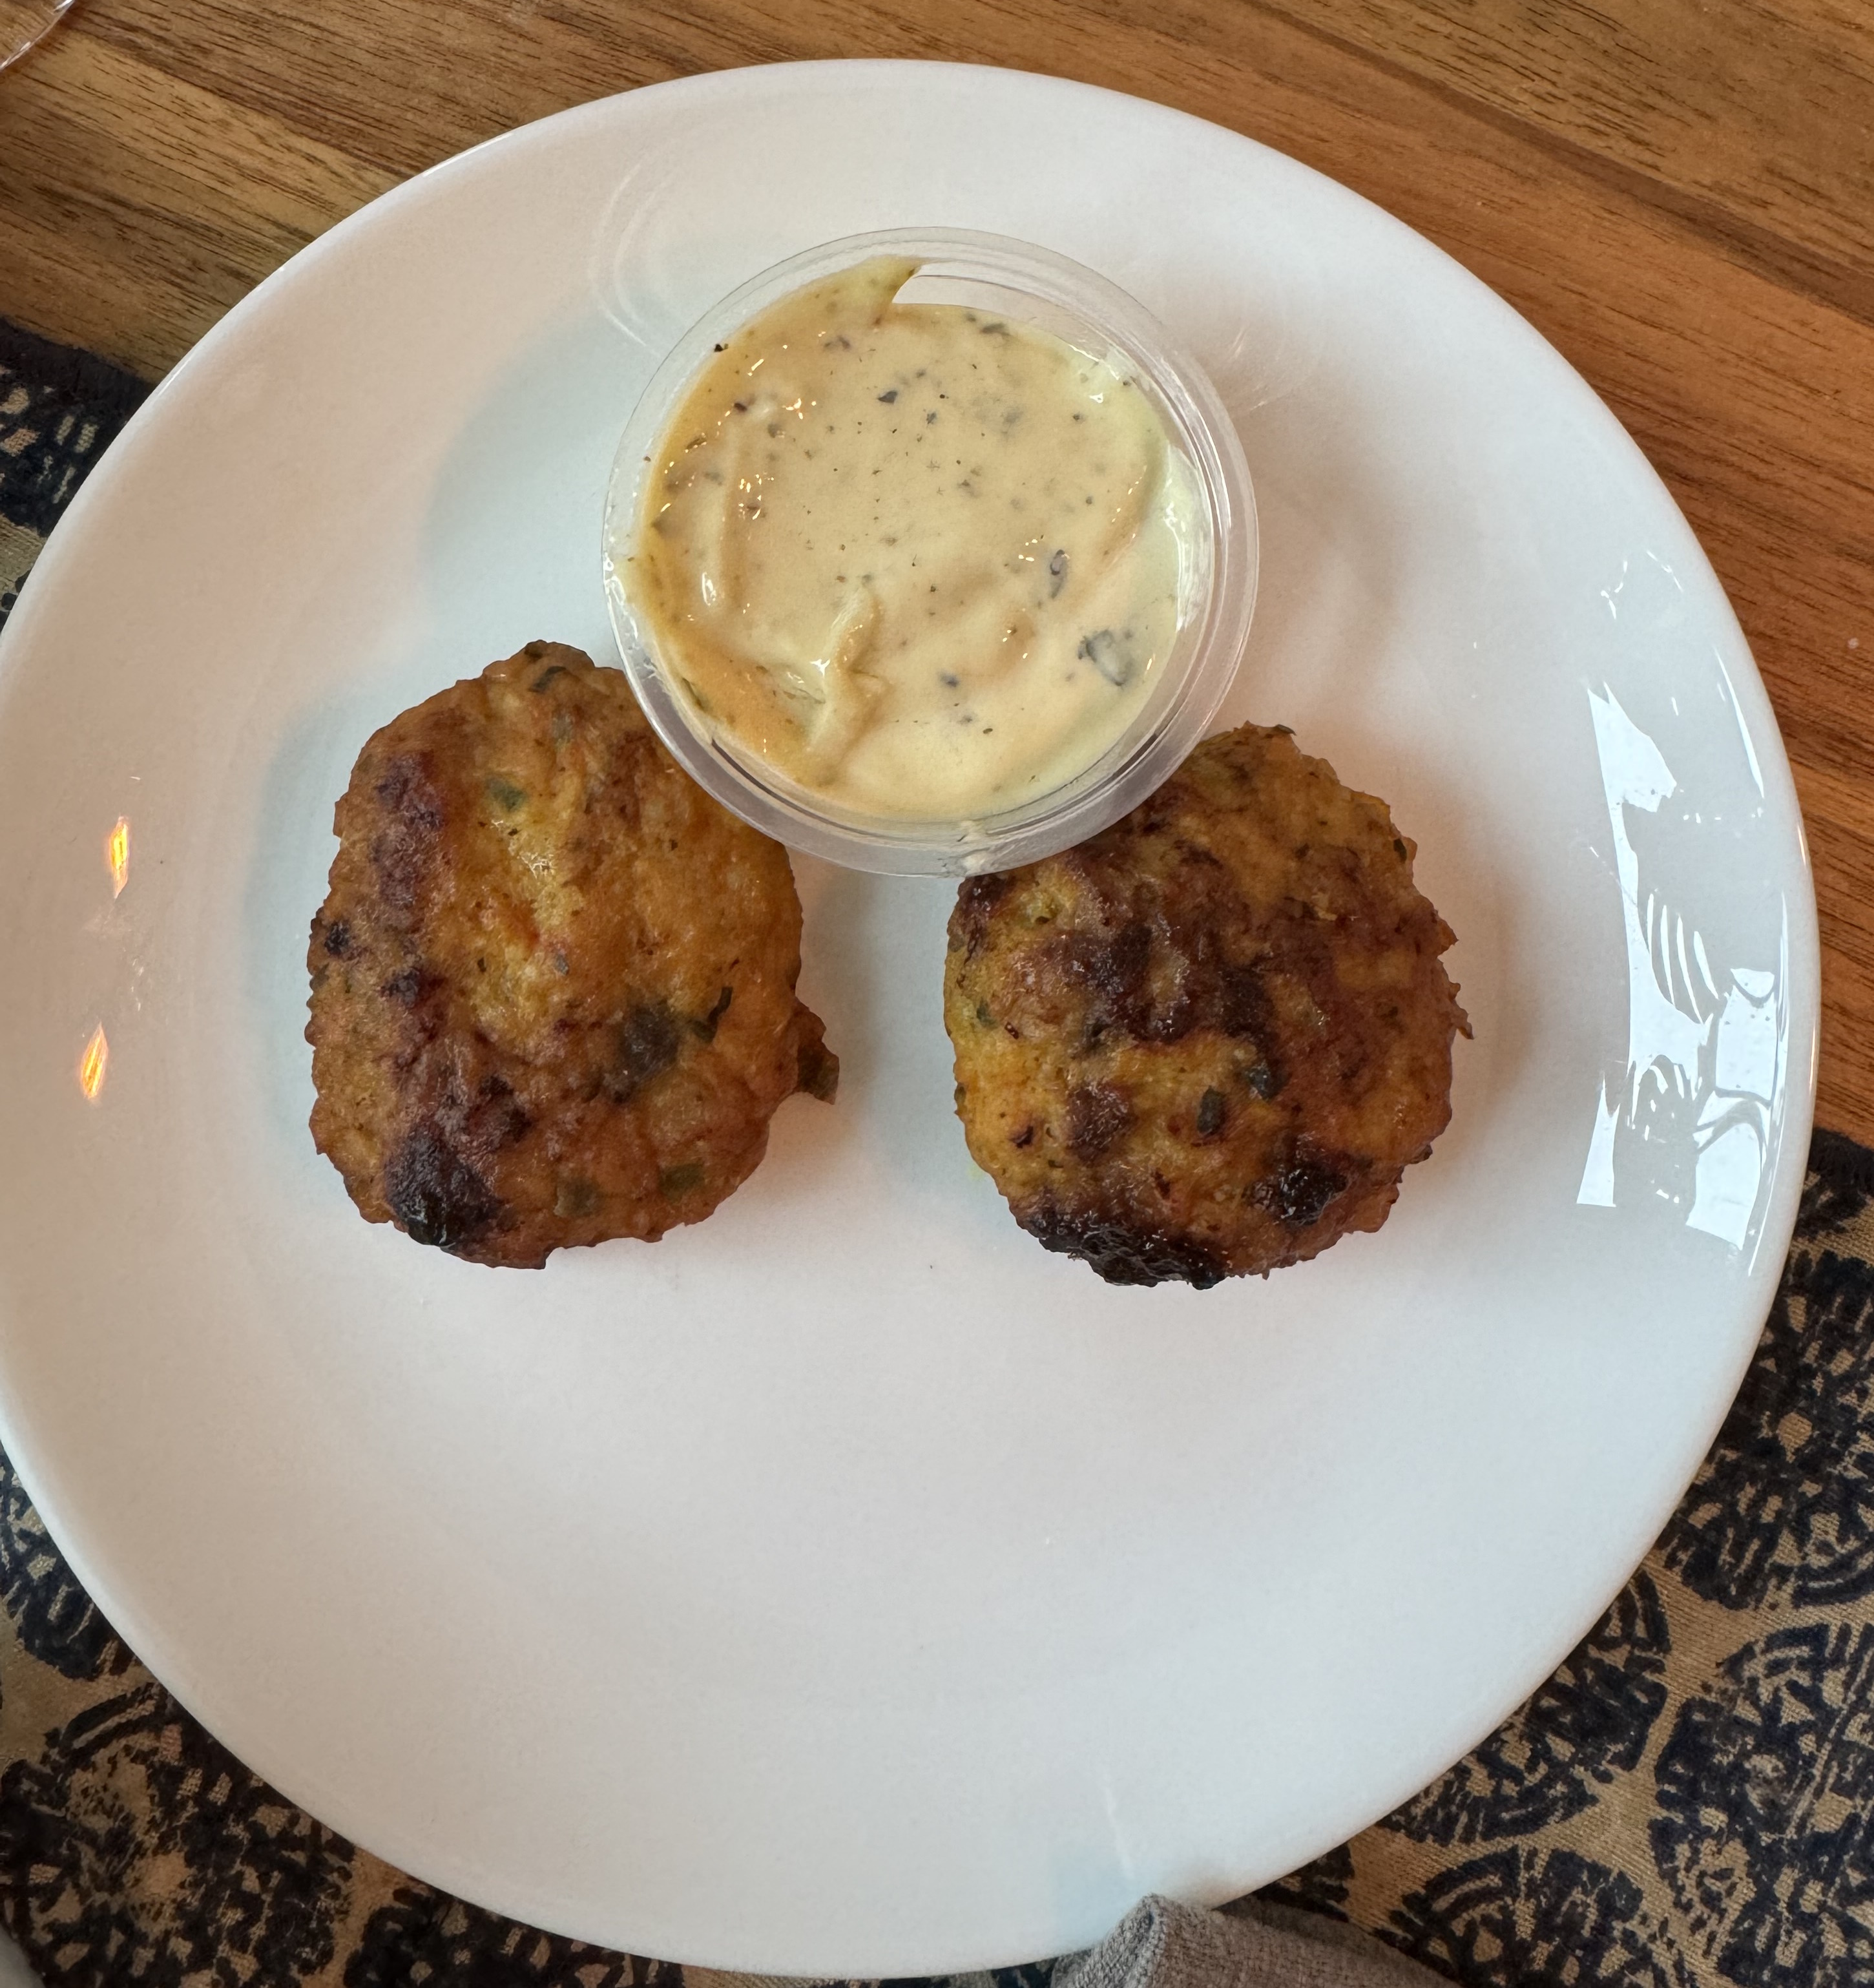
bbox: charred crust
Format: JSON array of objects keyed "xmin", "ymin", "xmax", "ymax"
[
  {"xmin": 950, "ymin": 872, "xmax": 1015, "ymax": 957},
  {"xmin": 608, "ymin": 1003, "xmax": 681, "ymax": 1100},
  {"xmin": 1021, "ymin": 1202, "xmax": 1227, "ymax": 1290},
  {"xmin": 1063, "ymin": 918, "xmax": 1154, "ymax": 1038},
  {"xmin": 691, "ymin": 983, "xmax": 734, "ymax": 1041},
  {"xmin": 368, "ymin": 753, "xmax": 446, "ymax": 916},
  {"xmin": 1251, "ymin": 1145, "xmax": 1353, "ymax": 1227},
  {"xmin": 1066, "ymin": 1081, "xmax": 1132, "ymax": 1160},
  {"xmin": 1240, "ymin": 1056, "xmax": 1287, "ymax": 1100},
  {"xmin": 796, "ymin": 1021, "xmax": 840, "ymax": 1102},
  {"xmin": 384, "ymin": 1128, "xmax": 503, "ymax": 1251},
  {"xmin": 1131, "ymin": 788, "xmax": 1182, "ymax": 838},
  {"xmin": 459, "ymin": 1071, "xmax": 531, "ymax": 1151},
  {"xmin": 373, "ymin": 751, "xmax": 442, "ymax": 822},
  {"xmin": 1079, "ymin": 919, "xmax": 1152, "ymax": 1005},
  {"xmin": 379, "ymin": 964, "xmax": 432, "ymax": 1007},
  {"xmin": 1052, "ymin": 917, "xmax": 1287, "ymax": 1054},
  {"xmin": 1216, "ymin": 959, "xmax": 1272, "ymax": 1038}
]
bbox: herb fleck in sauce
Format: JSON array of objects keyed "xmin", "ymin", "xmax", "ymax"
[{"xmin": 623, "ymin": 258, "xmax": 1196, "ymax": 818}]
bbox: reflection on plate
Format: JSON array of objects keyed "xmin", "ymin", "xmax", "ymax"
[
  {"xmin": 1579, "ymin": 665, "xmax": 1791, "ymax": 1249},
  {"xmin": 0, "ymin": 61, "xmax": 1817, "ymax": 1976}
]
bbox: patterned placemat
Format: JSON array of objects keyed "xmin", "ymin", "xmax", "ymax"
[
  {"xmin": 0, "ymin": 323, "xmax": 146, "ymax": 632},
  {"xmin": 4, "ymin": 322, "xmax": 1871, "ymax": 1988}
]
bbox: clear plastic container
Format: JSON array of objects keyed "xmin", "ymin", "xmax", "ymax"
[{"xmin": 602, "ymin": 228, "xmax": 1257, "ymax": 876}]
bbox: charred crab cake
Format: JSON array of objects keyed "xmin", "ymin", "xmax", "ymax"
[
  {"xmin": 307, "ymin": 641, "xmax": 837, "ymax": 1268},
  {"xmin": 944, "ymin": 724, "xmax": 1466, "ymax": 1287}
]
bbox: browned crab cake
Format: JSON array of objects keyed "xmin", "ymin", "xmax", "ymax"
[
  {"xmin": 944, "ymin": 724, "xmax": 1467, "ymax": 1287},
  {"xmin": 307, "ymin": 641, "xmax": 837, "ymax": 1268}
]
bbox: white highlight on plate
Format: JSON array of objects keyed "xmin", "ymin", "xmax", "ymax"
[{"xmin": 1579, "ymin": 684, "xmax": 1789, "ymax": 1253}]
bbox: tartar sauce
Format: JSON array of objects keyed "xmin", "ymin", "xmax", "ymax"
[{"xmin": 621, "ymin": 257, "xmax": 1197, "ymax": 819}]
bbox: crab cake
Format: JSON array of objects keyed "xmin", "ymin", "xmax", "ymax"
[
  {"xmin": 944, "ymin": 724, "xmax": 1466, "ymax": 1288},
  {"xmin": 307, "ymin": 641, "xmax": 837, "ymax": 1268}
]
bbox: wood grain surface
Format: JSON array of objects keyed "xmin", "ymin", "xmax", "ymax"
[{"xmin": 2, "ymin": 0, "xmax": 1871, "ymax": 1140}]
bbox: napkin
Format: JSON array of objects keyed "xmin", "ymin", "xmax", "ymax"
[{"xmin": 1061, "ymin": 1898, "xmax": 1446, "ymax": 1988}]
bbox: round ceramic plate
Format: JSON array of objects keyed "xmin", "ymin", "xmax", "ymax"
[{"xmin": 0, "ymin": 61, "xmax": 1818, "ymax": 1974}]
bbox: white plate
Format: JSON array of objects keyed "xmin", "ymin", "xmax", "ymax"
[{"xmin": 0, "ymin": 61, "xmax": 1818, "ymax": 1974}]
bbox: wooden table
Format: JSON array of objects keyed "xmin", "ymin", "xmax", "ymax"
[{"xmin": 3, "ymin": 0, "xmax": 1870, "ymax": 1142}]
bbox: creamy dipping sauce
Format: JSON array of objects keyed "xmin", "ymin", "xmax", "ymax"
[{"xmin": 619, "ymin": 257, "xmax": 1198, "ymax": 820}]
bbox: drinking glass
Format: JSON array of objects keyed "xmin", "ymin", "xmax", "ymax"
[{"xmin": 1, "ymin": 0, "xmax": 76, "ymax": 72}]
